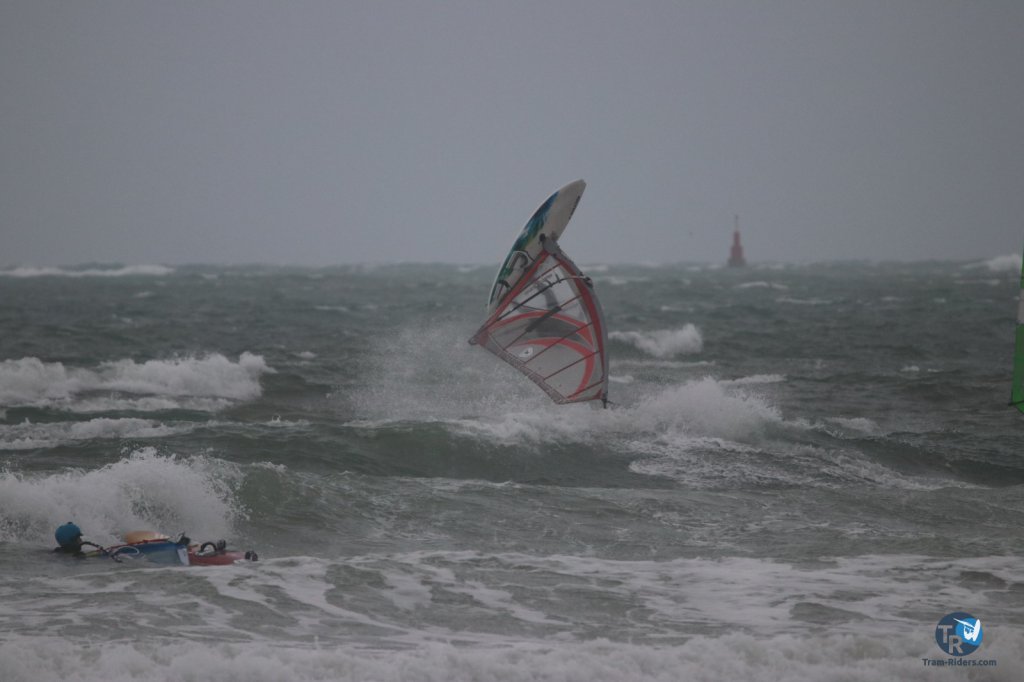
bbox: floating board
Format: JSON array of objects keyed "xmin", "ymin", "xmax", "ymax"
[
  {"xmin": 485, "ymin": 179, "xmax": 586, "ymax": 314},
  {"xmin": 82, "ymin": 531, "xmax": 257, "ymax": 566},
  {"xmin": 90, "ymin": 538, "xmax": 188, "ymax": 565},
  {"xmin": 188, "ymin": 548, "xmax": 252, "ymax": 566}
]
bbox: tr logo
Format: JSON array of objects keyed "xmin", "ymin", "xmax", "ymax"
[{"xmin": 935, "ymin": 612, "xmax": 983, "ymax": 656}]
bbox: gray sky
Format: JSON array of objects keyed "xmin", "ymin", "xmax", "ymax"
[{"xmin": 2, "ymin": 1, "xmax": 1023, "ymax": 266}]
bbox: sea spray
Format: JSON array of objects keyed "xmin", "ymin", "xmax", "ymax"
[
  {"xmin": 0, "ymin": 353, "xmax": 272, "ymax": 410},
  {"xmin": 0, "ymin": 448, "xmax": 242, "ymax": 544},
  {"xmin": 610, "ymin": 325, "xmax": 703, "ymax": 358}
]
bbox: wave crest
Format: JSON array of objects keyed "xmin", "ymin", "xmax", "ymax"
[
  {"xmin": 0, "ymin": 353, "xmax": 272, "ymax": 411},
  {"xmin": 0, "ymin": 417, "xmax": 192, "ymax": 450},
  {"xmin": 0, "ymin": 448, "xmax": 241, "ymax": 544},
  {"xmin": 968, "ymin": 254, "xmax": 1021, "ymax": 273},
  {"xmin": 0, "ymin": 264, "xmax": 174, "ymax": 278},
  {"xmin": 609, "ymin": 325, "xmax": 703, "ymax": 358}
]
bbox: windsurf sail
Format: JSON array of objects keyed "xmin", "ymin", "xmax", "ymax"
[
  {"xmin": 1012, "ymin": 247, "xmax": 1024, "ymax": 412},
  {"xmin": 470, "ymin": 233, "xmax": 609, "ymax": 406}
]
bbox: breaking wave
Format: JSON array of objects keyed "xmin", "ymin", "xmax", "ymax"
[
  {"xmin": 0, "ymin": 448, "xmax": 241, "ymax": 545},
  {"xmin": 442, "ymin": 376, "xmax": 781, "ymax": 448},
  {"xmin": 609, "ymin": 325, "xmax": 703, "ymax": 358},
  {"xmin": 735, "ymin": 281, "xmax": 789, "ymax": 290},
  {"xmin": 0, "ymin": 417, "xmax": 193, "ymax": 450},
  {"xmin": 967, "ymin": 254, "xmax": 1021, "ymax": 273},
  {"xmin": 0, "ymin": 264, "xmax": 174, "ymax": 278},
  {"xmin": 0, "ymin": 353, "xmax": 272, "ymax": 412}
]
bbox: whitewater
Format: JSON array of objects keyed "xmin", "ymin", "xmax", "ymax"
[{"xmin": 0, "ymin": 259, "xmax": 1022, "ymax": 681}]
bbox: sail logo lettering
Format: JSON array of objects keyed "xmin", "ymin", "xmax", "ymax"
[{"xmin": 934, "ymin": 612, "xmax": 983, "ymax": 656}]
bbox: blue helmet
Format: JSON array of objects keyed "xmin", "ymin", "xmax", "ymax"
[{"xmin": 55, "ymin": 522, "xmax": 82, "ymax": 548}]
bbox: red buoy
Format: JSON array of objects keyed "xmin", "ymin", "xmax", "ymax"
[{"xmin": 728, "ymin": 215, "xmax": 746, "ymax": 267}]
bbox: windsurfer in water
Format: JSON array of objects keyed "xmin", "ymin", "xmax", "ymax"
[{"xmin": 53, "ymin": 522, "xmax": 103, "ymax": 557}]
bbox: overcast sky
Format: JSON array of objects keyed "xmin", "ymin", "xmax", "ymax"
[{"xmin": 2, "ymin": 1, "xmax": 1023, "ymax": 266}]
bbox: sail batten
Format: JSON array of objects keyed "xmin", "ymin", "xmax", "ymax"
[
  {"xmin": 543, "ymin": 348, "xmax": 600, "ymax": 381},
  {"xmin": 523, "ymin": 320, "xmax": 596, "ymax": 367}
]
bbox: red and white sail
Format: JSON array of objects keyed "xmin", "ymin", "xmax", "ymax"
[{"xmin": 470, "ymin": 236, "xmax": 608, "ymax": 406}]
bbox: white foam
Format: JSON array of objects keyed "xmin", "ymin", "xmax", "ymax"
[
  {"xmin": 2, "ymin": 552, "xmax": 1021, "ymax": 681},
  {"xmin": 98, "ymin": 353, "xmax": 271, "ymax": 399},
  {"xmin": 0, "ymin": 353, "xmax": 272, "ymax": 411},
  {"xmin": 0, "ymin": 264, "xmax": 174, "ymax": 278},
  {"xmin": 381, "ymin": 567, "xmax": 435, "ymax": 611},
  {"xmin": 64, "ymin": 396, "xmax": 236, "ymax": 413},
  {"xmin": 608, "ymin": 381, "xmax": 926, "ymax": 489},
  {"xmin": 0, "ymin": 417, "xmax": 192, "ymax": 450},
  {"xmin": 446, "ymin": 377, "xmax": 780, "ymax": 448},
  {"xmin": 722, "ymin": 374, "xmax": 786, "ymax": 386},
  {"xmin": 265, "ymin": 416, "xmax": 311, "ymax": 428},
  {"xmin": 362, "ymin": 551, "xmax": 1024, "ymax": 653},
  {"xmin": 3, "ymin": 633, "xmax": 1019, "ymax": 682},
  {"xmin": 776, "ymin": 296, "xmax": 831, "ymax": 305},
  {"xmin": 610, "ymin": 325, "xmax": 703, "ymax": 358},
  {"xmin": 0, "ymin": 357, "xmax": 81, "ymax": 405},
  {"xmin": 614, "ymin": 359, "xmax": 715, "ymax": 370},
  {"xmin": 595, "ymin": 275, "xmax": 650, "ymax": 286},
  {"xmin": 631, "ymin": 377, "xmax": 781, "ymax": 441},
  {"xmin": 0, "ymin": 447, "xmax": 241, "ymax": 544},
  {"xmin": 820, "ymin": 417, "xmax": 885, "ymax": 436},
  {"xmin": 966, "ymin": 253, "xmax": 1021, "ymax": 273},
  {"xmin": 735, "ymin": 281, "xmax": 789, "ymax": 290}
]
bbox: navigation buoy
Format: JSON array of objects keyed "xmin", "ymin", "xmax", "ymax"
[{"xmin": 728, "ymin": 215, "xmax": 746, "ymax": 267}]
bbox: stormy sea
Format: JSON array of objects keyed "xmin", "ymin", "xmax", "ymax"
[{"xmin": 1, "ymin": 258, "xmax": 1022, "ymax": 681}]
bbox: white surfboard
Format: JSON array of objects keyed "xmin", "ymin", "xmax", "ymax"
[{"xmin": 485, "ymin": 179, "xmax": 586, "ymax": 314}]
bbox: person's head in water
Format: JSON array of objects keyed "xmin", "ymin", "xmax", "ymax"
[{"xmin": 54, "ymin": 522, "xmax": 84, "ymax": 553}]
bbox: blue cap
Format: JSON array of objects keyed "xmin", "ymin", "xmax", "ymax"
[{"xmin": 55, "ymin": 522, "xmax": 82, "ymax": 548}]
